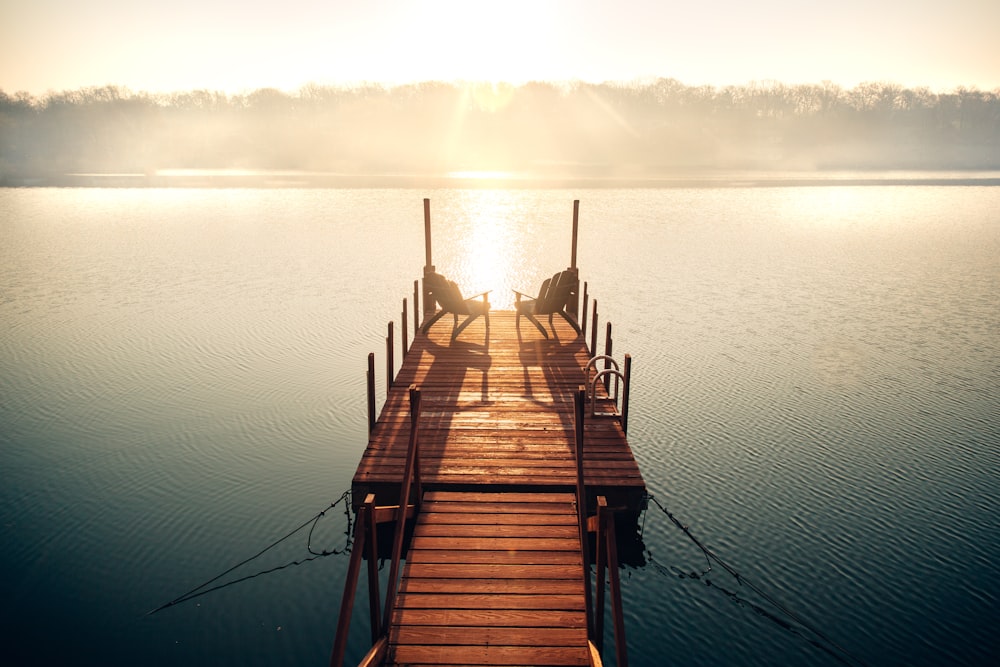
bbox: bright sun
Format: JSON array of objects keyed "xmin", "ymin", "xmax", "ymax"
[{"xmin": 415, "ymin": 2, "xmax": 556, "ymax": 85}]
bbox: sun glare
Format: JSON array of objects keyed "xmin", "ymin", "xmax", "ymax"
[
  {"xmin": 410, "ymin": 2, "xmax": 556, "ymax": 86},
  {"xmin": 442, "ymin": 191, "xmax": 537, "ymax": 310}
]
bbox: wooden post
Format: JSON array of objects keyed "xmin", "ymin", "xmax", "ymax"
[
  {"xmin": 386, "ymin": 322, "xmax": 394, "ymax": 398},
  {"xmin": 581, "ymin": 282, "xmax": 589, "ymax": 347},
  {"xmin": 604, "ymin": 323, "xmax": 613, "ymax": 392},
  {"xmin": 401, "ymin": 299, "xmax": 409, "ymax": 359},
  {"xmin": 594, "ymin": 496, "xmax": 608, "ymax": 654},
  {"xmin": 413, "ymin": 280, "xmax": 420, "ymax": 339},
  {"xmin": 424, "ymin": 198, "xmax": 433, "ymax": 268},
  {"xmin": 382, "ymin": 385, "xmax": 422, "ymax": 631},
  {"xmin": 573, "ymin": 386, "xmax": 594, "ymax": 637},
  {"xmin": 364, "ymin": 494, "xmax": 381, "ymax": 644},
  {"xmin": 329, "ymin": 502, "xmax": 368, "ymax": 667},
  {"xmin": 622, "ymin": 354, "xmax": 632, "ymax": 435},
  {"xmin": 571, "ymin": 200, "xmax": 579, "ymax": 269},
  {"xmin": 568, "ymin": 200, "xmax": 580, "ymax": 319},
  {"xmin": 366, "ymin": 353, "xmax": 375, "ymax": 435},
  {"xmin": 590, "ymin": 300, "xmax": 599, "ymax": 360},
  {"xmin": 423, "ymin": 199, "xmax": 435, "ymax": 316},
  {"xmin": 606, "ymin": 505, "xmax": 628, "ymax": 667}
]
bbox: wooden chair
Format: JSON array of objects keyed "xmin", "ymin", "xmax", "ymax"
[
  {"xmin": 513, "ymin": 269, "xmax": 581, "ymax": 338},
  {"xmin": 421, "ymin": 272, "xmax": 490, "ymax": 341}
]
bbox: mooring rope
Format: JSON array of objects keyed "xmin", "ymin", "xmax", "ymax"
[
  {"xmin": 645, "ymin": 493, "xmax": 870, "ymax": 667},
  {"xmin": 147, "ymin": 490, "xmax": 353, "ymax": 616}
]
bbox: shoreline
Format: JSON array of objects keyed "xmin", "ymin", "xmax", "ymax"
[{"xmin": 5, "ymin": 169, "xmax": 1000, "ymax": 189}]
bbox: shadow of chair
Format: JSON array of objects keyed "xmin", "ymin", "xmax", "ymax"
[
  {"xmin": 422, "ymin": 272, "xmax": 491, "ymax": 342},
  {"xmin": 513, "ymin": 269, "xmax": 582, "ymax": 339}
]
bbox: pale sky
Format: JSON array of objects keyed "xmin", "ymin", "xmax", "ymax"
[{"xmin": 2, "ymin": 0, "xmax": 998, "ymax": 96}]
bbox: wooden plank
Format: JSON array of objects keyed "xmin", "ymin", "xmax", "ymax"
[
  {"xmin": 412, "ymin": 524, "xmax": 579, "ymax": 539},
  {"xmin": 415, "ymin": 512, "xmax": 578, "ymax": 526},
  {"xmin": 402, "ymin": 563, "xmax": 581, "ymax": 580},
  {"xmin": 390, "ymin": 626, "xmax": 587, "ymax": 647},
  {"xmin": 393, "ymin": 593, "xmax": 585, "ymax": 610},
  {"xmin": 398, "ymin": 578, "xmax": 584, "ymax": 595},
  {"xmin": 391, "ymin": 608, "xmax": 586, "ymax": 628},
  {"xmin": 415, "ymin": 501, "xmax": 577, "ymax": 515},
  {"xmin": 389, "ymin": 645, "xmax": 589, "ymax": 666},
  {"xmin": 405, "ymin": 536, "xmax": 580, "ymax": 552},
  {"xmin": 405, "ymin": 549, "xmax": 581, "ymax": 566}
]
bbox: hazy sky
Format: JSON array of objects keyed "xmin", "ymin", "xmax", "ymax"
[{"xmin": 2, "ymin": 0, "xmax": 998, "ymax": 95}]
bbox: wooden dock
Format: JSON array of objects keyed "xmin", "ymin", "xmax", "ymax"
[
  {"xmin": 331, "ymin": 199, "xmax": 644, "ymax": 667},
  {"xmin": 351, "ymin": 311, "xmax": 646, "ymax": 515}
]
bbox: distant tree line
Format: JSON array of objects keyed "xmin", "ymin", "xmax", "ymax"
[{"xmin": 1, "ymin": 79, "xmax": 998, "ymax": 184}]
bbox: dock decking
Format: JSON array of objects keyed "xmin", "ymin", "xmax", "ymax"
[
  {"xmin": 351, "ymin": 311, "xmax": 646, "ymax": 514},
  {"xmin": 390, "ymin": 491, "xmax": 590, "ymax": 666}
]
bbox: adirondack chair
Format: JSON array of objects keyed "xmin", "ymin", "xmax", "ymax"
[
  {"xmin": 513, "ymin": 269, "xmax": 581, "ymax": 338},
  {"xmin": 421, "ymin": 272, "xmax": 490, "ymax": 341}
]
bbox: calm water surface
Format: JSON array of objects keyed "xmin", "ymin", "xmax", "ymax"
[{"xmin": 1, "ymin": 184, "xmax": 998, "ymax": 666}]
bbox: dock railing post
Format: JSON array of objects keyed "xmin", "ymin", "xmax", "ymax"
[
  {"xmin": 594, "ymin": 496, "xmax": 608, "ymax": 654},
  {"xmin": 386, "ymin": 322, "xmax": 394, "ymax": 397},
  {"xmin": 622, "ymin": 354, "xmax": 632, "ymax": 435},
  {"xmin": 364, "ymin": 493, "xmax": 381, "ymax": 644},
  {"xmin": 329, "ymin": 498, "xmax": 370, "ymax": 667},
  {"xmin": 402, "ymin": 299, "xmax": 409, "ymax": 359},
  {"xmin": 366, "ymin": 353, "xmax": 376, "ymax": 435},
  {"xmin": 590, "ymin": 300, "xmax": 599, "ymax": 359},
  {"xmin": 382, "ymin": 384, "xmax": 422, "ymax": 631},
  {"xmin": 573, "ymin": 386, "xmax": 594, "ymax": 637},
  {"xmin": 413, "ymin": 280, "xmax": 420, "ymax": 340},
  {"xmin": 604, "ymin": 323, "xmax": 613, "ymax": 392}
]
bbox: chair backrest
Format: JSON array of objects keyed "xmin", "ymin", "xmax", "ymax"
[
  {"xmin": 535, "ymin": 270, "xmax": 578, "ymax": 314},
  {"xmin": 425, "ymin": 272, "xmax": 469, "ymax": 314}
]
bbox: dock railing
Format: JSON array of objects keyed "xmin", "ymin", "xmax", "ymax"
[
  {"xmin": 574, "ymin": 387, "xmax": 629, "ymax": 666},
  {"xmin": 330, "ymin": 386, "xmax": 423, "ymax": 667}
]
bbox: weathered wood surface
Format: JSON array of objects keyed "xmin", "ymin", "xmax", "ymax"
[
  {"xmin": 351, "ymin": 311, "xmax": 646, "ymax": 511},
  {"xmin": 386, "ymin": 491, "xmax": 590, "ymax": 666}
]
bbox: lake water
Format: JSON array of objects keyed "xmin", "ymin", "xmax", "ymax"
[{"xmin": 1, "ymin": 182, "xmax": 998, "ymax": 666}]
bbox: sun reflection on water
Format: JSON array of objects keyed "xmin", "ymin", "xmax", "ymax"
[{"xmin": 432, "ymin": 191, "xmax": 537, "ymax": 310}]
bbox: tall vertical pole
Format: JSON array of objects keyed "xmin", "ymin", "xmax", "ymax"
[
  {"xmin": 423, "ymin": 198, "xmax": 433, "ymax": 269},
  {"xmin": 569, "ymin": 200, "xmax": 580, "ymax": 319},
  {"xmin": 423, "ymin": 198, "xmax": 435, "ymax": 316},
  {"xmin": 571, "ymin": 199, "xmax": 579, "ymax": 270}
]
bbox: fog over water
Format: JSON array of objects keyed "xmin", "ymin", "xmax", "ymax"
[{"xmin": 2, "ymin": 79, "xmax": 999, "ymax": 186}]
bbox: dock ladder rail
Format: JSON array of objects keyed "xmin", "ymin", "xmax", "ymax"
[
  {"xmin": 585, "ymin": 354, "xmax": 633, "ymax": 434},
  {"xmin": 330, "ymin": 385, "xmax": 423, "ymax": 667}
]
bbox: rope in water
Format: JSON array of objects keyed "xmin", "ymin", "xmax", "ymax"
[
  {"xmin": 645, "ymin": 493, "xmax": 870, "ymax": 667},
  {"xmin": 146, "ymin": 490, "xmax": 353, "ymax": 616}
]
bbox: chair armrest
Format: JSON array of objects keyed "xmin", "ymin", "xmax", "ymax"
[{"xmin": 511, "ymin": 290, "xmax": 536, "ymax": 300}]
